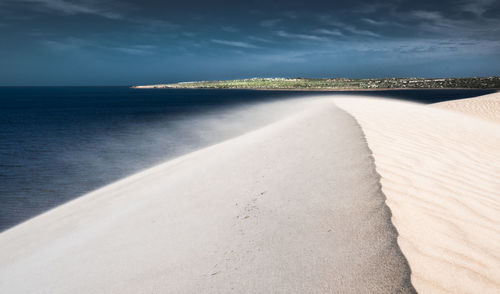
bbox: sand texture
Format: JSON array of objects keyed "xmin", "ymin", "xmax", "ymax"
[
  {"xmin": 336, "ymin": 97, "xmax": 500, "ymax": 293},
  {"xmin": 0, "ymin": 99, "xmax": 414, "ymax": 293},
  {"xmin": 433, "ymin": 91, "xmax": 500, "ymax": 123}
]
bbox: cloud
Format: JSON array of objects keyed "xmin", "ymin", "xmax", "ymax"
[
  {"xmin": 245, "ymin": 50, "xmax": 318, "ymax": 64},
  {"xmin": 247, "ymin": 36, "xmax": 274, "ymax": 43},
  {"xmin": 361, "ymin": 18, "xmax": 405, "ymax": 28},
  {"xmin": 260, "ymin": 19, "xmax": 282, "ymax": 28},
  {"xmin": 242, "ymin": 38, "xmax": 500, "ymax": 66},
  {"xmin": 275, "ymin": 30, "xmax": 327, "ymax": 42},
  {"xmin": 133, "ymin": 18, "xmax": 178, "ymax": 30},
  {"xmin": 112, "ymin": 45, "xmax": 156, "ymax": 55},
  {"xmin": 313, "ymin": 28, "xmax": 343, "ymax": 37},
  {"xmin": 9, "ymin": 0, "xmax": 179, "ymax": 32},
  {"xmin": 43, "ymin": 37, "xmax": 157, "ymax": 55},
  {"xmin": 407, "ymin": 9, "xmax": 500, "ymax": 40},
  {"xmin": 221, "ymin": 26, "xmax": 239, "ymax": 32},
  {"xmin": 282, "ymin": 11, "xmax": 297, "ymax": 19},
  {"xmin": 351, "ymin": 3, "xmax": 386, "ymax": 14},
  {"xmin": 352, "ymin": 38, "xmax": 500, "ymax": 59},
  {"xmin": 43, "ymin": 37, "xmax": 92, "ymax": 51},
  {"xmin": 22, "ymin": 0, "xmax": 122, "ymax": 19},
  {"xmin": 362, "ymin": 18, "xmax": 386, "ymax": 26},
  {"xmin": 460, "ymin": 0, "xmax": 495, "ymax": 17},
  {"xmin": 319, "ymin": 16, "xmax": 381, "ymax": 38},
  {"xmin": 411, "ymin": 10, "xmax": 446, "ymax": 23},
  {"xmin": 211, "ymin": 39, "xmax": 259, "ymax": 48},
  {"xmin": 341, "ymin": 25, "xmax": 381, "ymax": 38}
]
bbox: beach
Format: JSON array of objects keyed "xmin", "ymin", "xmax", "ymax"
[{"xmin": 0, "ymin": 93, "xmax": 498, "ymax": 293}]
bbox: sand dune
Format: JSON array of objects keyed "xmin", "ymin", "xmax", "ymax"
[
  {"xmin": 0, "ymin": 99, "xmax": 414, "ymax": 293},
  {"xmin": 433, "ymin": 91, "xmax": 500, "ymax": 123},
  {"xmin": 336, "ymin": 97, "xmax": 500, "ymax": 293},
  {"xmin": 1, "ymin": 94, "xmax": 499, "ymax": 293}
]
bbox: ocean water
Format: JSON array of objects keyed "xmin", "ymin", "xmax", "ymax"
[{"xmin": 0, "ymin": 87, "xmax": 493, "ymax": 232}]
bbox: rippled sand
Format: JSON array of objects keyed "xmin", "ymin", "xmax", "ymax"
[{"xmin": 337, "ymin": 95, "xmax": 500, "ymax": 293}]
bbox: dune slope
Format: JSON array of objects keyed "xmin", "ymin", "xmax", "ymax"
[
  {"xmin": 336, "ymin": 97, "xmax": 500, "ymax": 293},
  {"xmin": 433, "ymin": 91, "xmax": 500, "ymax": 123},
  {"xmin": 0, "ymin": 99, "xmax": 414, "ymax": 293}
]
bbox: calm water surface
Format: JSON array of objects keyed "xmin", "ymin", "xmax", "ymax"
[{"xmin": 0, "ymin": 87, "xmax": 493, "ymax": 231}]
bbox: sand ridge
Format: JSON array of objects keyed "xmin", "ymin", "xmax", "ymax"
[
  {"xmin": 336, "ymin": 97, "xmax": 500, "ymax": 293},
  {"xmin": 433, "ymin": 91, "xmax": 500, "ymax": 123}
]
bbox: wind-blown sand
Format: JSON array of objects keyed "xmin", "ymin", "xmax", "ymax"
[
  {"xmin": 0, "ymin": 99, "xmax": 414, "ymax": 293},
  {"xmin": 336, "ymin": 97, "xmax": 500, "ymax": 293}
]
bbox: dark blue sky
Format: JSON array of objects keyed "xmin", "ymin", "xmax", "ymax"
[{"xmin": 1, "ymin": 0, "xmax": 499, "ymax": 85}]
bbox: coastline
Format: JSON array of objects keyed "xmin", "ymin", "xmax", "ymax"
[
  {"xmin": 131, "ymin": 76, "xmax": 500, "ymax": 91},
  {"xmin": 131, "ymin": 85, "xmax": 500, "ymax": 91}
]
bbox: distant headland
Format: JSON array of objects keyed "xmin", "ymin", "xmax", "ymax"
[{"xmin": 132, "ymin": 77, "xmax": 500, "ymax": 90}]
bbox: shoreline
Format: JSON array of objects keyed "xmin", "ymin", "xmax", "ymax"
[
  {"xmin": 131, "ymin": 76, "xmax": 500, "ymax": 90},
  {"xmin": 131, "ymin": 85, "xmax": 500, "ymax": 91}
]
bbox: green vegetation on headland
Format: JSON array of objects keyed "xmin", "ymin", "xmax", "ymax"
[{"xmin": 133, "ymin": 77, "xmax": 500, "ymax": 90}]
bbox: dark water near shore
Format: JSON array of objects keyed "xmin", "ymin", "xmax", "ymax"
[{"xmin": 0, "ymin": 87, "xmax": 494, "ymax": 232}]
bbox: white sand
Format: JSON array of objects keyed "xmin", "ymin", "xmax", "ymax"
[
  {"xmin": 0, "ymin": 99, "xmax": 414, "ymax": 293},
  {"xmin": 336, "ymin": 97, "xmax": 500, "ymax": 293},
  {"xmin": 433, "ymin": 92, "xmax": 500, "ymax": 124},
  {"xmin": 2, "ymin": 94, "xmax": 499, "ymax": 293}
]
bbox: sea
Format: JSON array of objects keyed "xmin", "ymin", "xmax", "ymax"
[{"xmin": 0, "ymin": 87, "xmax": 494, "ymax": 232}]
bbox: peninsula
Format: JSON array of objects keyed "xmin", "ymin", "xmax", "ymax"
[{"xmin": 133, "ymin": 77, "xmax": 500, "ymax": 90}]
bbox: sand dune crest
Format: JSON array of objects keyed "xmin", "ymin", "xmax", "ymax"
[
  {"xmin": 336, "ymin": 97, "xmax": 500, "ymax": 293},
  {"xmin": 0, "ymin": 99, "xmax": 414, "ymax": 293}
]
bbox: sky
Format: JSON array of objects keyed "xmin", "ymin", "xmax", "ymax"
[{"xmin": 0, "ymin": 0, "xmax": 499, "ymax": 85}]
